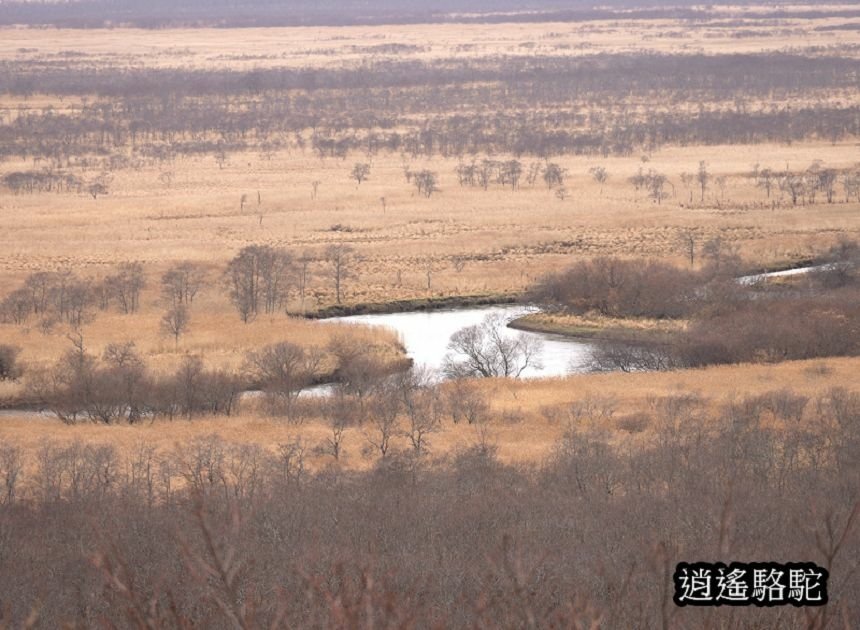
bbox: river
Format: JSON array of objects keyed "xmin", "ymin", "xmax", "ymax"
[{"xmin": 332, "ymin": 304, "xmax": 594, "ymax": 379}]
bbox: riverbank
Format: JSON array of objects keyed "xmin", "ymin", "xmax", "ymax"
[
  {"xmin": 305, "ymin": 293, "xmax": 519, "ymax": 319},
  {"xmin": 507, "ymin": 311, "xmax": 685, "ymax": 343}
]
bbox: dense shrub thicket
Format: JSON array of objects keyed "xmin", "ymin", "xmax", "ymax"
[
  {"xmin": 532, "ymin": 245, "xmax": 860, "ymax": 369},
  {"xmin": 0, "ymin": 387, "xmax": 858, "ymax": 627}
]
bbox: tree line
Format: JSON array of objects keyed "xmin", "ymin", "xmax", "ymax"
[{"xmin": 1, "ymin": 51, "xmax": 858, "ymax": 167}]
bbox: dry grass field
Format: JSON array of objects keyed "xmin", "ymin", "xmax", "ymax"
[
  {"xmin": 1, "ymin": 6, "xmax": 859, "ymax": 461},
  {"xmin": 1, "ymin": 356, "xmax": 857, "ymax": 472}
]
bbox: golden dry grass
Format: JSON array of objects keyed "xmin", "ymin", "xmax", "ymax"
[
  {"xmin": 0, "ymin": 13, "xmax": 858, "ymax": 461},
  {"xmin": 1, "ymin": 143, "xmax": 858, "ymax": 302},
  {"xmin": 1, "ymin": 13, "xmax": 859, "ymax": 306},
  {"xmin": 2, "ymin": 356, "xmax": 856, "ymax": 471}
]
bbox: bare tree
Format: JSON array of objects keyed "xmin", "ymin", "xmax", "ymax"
[
  {"xmin": 0, "ymin": 345, "xmax": 22, "ymax": 381},
  {"xmin": 443, "ymin": 313, "xmax": 543, "ymax": 378},
  {"xmin": 106, "ymin": 263, "xmax": 145, "ymax": 314},
  {"xmin": 350, "ymin": 162, "xmax": 371, "ymax": 185},
  {"xmin": 715, "ymin": 175, "xmax": 728, "ymax": 202},
  {"xmin": 320, "ymin": 392, "xmax": 356, "ymax": 460},
  {"xmin": 364, "ymin": 388, "xmax": 400, "ymax": 459},
  {"xmin": 543, "ymin": 163, "xmax": 566, "ymax": 189},
  {"xmin": 680, "ymin": 172, "xmax": 694, "ymax": 203},
  {"xmin": 311, "ymin": 180, "xmax": 321, "ymax": 200},
  {"xmin": 0, "ymin": 445, "xmax": 23, "ymax": 505},
  {"xmin": 645, "ymin": 170, "xmax": 668, "ymax": 204},
  {"xmin": 446, "ymin": 379, "xmax": 490, "ymax": 425},
  {"xmin": 424, "ymin": 257, "xmax": 435, "ymax": 292},
  {"xmin": 589, "ymin": 166, "xmax": 608, "ymax": 194},
  {"xmin": 756, "ymin": 167, "xmax": 775, "ymax": 198},
  {"xmin": 398, "ymin": 368, "xmax": 441, "ymax": 457},
  {"xmin": 161, "ymin": 305, "xmax": 190, "ymax": 348},
  {"xmin": 697, "ymin": 160, "xmax": 709, "ymax": 202},
  {"xmin": 680, "ymin": 230, "xmax": 697, "ymax": 267},
  {"xmin": 413, "ymin": 170, "xmax": 439, "ymax": 198},
  {"xmin": 161, "ymin": 262, "xmax": 206, "ymax": 308},
  {"xmin": 225, "ymin": 246, "xmax": 293, "ymax": 322},
  {"xmin": 87, "ymin": 177, "xmax": 109, "ymax": 200},
  {"xmin": 325, "ymin": 244, "xmax": 356, "ymax": 305},
  {"xmin": 296, "ymin": 251, "xmax": 314, "ymax": 315},
  {"xmin": 245, "ymin": 342, "xmax": 322, "ymax": 421}
]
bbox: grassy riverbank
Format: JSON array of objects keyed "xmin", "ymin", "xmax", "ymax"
[
  {"xmin": 306, "ymin": 292, "xmax": 518, "ymax": 319},
  {"xmin": 508, "ymin": 311, "xmax": 685, "ymax": 343}
]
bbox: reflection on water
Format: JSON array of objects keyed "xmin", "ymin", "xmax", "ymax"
[{"xmin": 330, "ymin": 304, "xmax": 593, "ymax": 379}]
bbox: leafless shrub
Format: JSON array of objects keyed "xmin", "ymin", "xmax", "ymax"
[
  {"xmin": 0, "ymin": 344, "xmax": 22, "ymax": 381},
  {"xmin": 245, "ymin": 341, "xmax": 323, "ymax": 421},
  {"xmin": 616, "ymin": 413, "xmax": 651, "ymax": 434},
  {"xmin": 0, "ymin": 445, "xmax": 23, "ymax": 505}
]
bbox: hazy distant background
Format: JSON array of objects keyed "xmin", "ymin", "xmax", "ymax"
[{"xmin": 0, "ymin": 0, "xmax": 851, "ymax": 28}]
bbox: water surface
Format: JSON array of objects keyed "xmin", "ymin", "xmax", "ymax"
[{"xmin": 332, "ymin": 304, "xmax": 593, "ymax": 378}]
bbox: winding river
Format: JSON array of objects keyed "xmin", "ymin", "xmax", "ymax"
[
  {"xmin": 325, "ymin": 263, "xmax": 839, "ymax": 382},
  {"xmin": 333, "ymin": 304, "xmax": 594, "ymax": 379}
]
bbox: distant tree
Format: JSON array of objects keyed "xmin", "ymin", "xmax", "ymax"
[
  {"xmin": 225, "ymin": 245, "xmax": 293, "ymax": 322},
  {"xmin": 161, "ymin": 262, "xmax": 206, "ymax": 308},
  {"xmin": 680, "ymin": 230, "xmax": 697, "ymax": 267},
  {"xmin": 456, "ymin": 161, "xmax": 477, "ymax": 187},
  {"xmin": 245, "ymin": 342, "xmax": 322, "ymax": 420},
  {"xmin": 0, "ymin": 345, "xmax": 22, "ymax": 381},
  {"xmin": 543, "ymin": 163, "xmax": 566, "ymax": 189},
  {"xmin": 477, "ymin": 160, "xmax": 494, "ymax": 191},
  {"xmin": 311, "ymin": 180, "xmax": 321, "ymax": 200},
  {"xmin": 397, "ymin": 367, "xmax": 441, "ymax": 457},
  {"xmin": 680, "ymin": 172, "xmax": 694, "ymax": 203},
  {"xmin": 240, "ymin": 193, "xmax": 248, "ymax": 212},
  {"xmin": 424, "ymin": 257, "xmax": 436, "ymax": 292},
  {"xmin": 555, "ymin": 187, "xmax": 569, "ymax": 201},
  {"xmin": 161, "ymin": 305, "xmax": 189, "ymax": 348},
  {"xmin": 715, "ymin": 175, "xmax": 728, "ymax": 202},
  {"xmin": 106, "ymin": 263, "xmax": 145, "ymax": 314},
  {"xmin": 817, "ymin": 168, "xmax": 838, "ymax": 203},
  {"xmin": 779, "ymin": 171, "xmax": 805, "ymax": 206},
  {"xmin": 629, "ymin": 167, "xmax": 647, "ymax": 195},
  {"xmin": 215, "ymin": 146, "xmax": 228, "ymax": 169},
  {"xmin": 526, "ymin": 161, "xmax": 542, "ymax": 187},
  {"xmin": 413, "ymin": 170, "xmax": 439, "ymax": 198},
  {"xmin": 365, "ymin": 388, "xmax": 400, "ymax": 459},
  {"xmin": 102, "ymin": 341, "xmax": 148, "ymax": 423},
  {"xmin": 697, "ymin": 161, "xmax": 709, "ymax": 202},
  {"xmin": 843, "ymin": 170, "xmax": 860, "ymax": 202},
  {"xmin": 500, "ymin": 160, "xmax": 522, "ymax": 190},
  {"xmin": 350, "ymin": 162, "xmax": 371, "ymax": 185},
  {"xmin": 325, "ymin": 244, "xmax": 356, "ymax": 305},
  {"xmin": 646, "ymin": 170, "xmax": 669, "ymax": 204},
  {"xmin": 87, "ymin": 180, "xmax": 109, "ymax": 200},
  {"xmin": 756, "ymin": 167, "xmax": 775, "ymax": 198},
  {"xmin": 589, "ymin": 166, "xmax": 608, "ymax": 194},
  {"xmin": 296, "ymin": 251, "xmax": 314, "ymax": 315}
]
